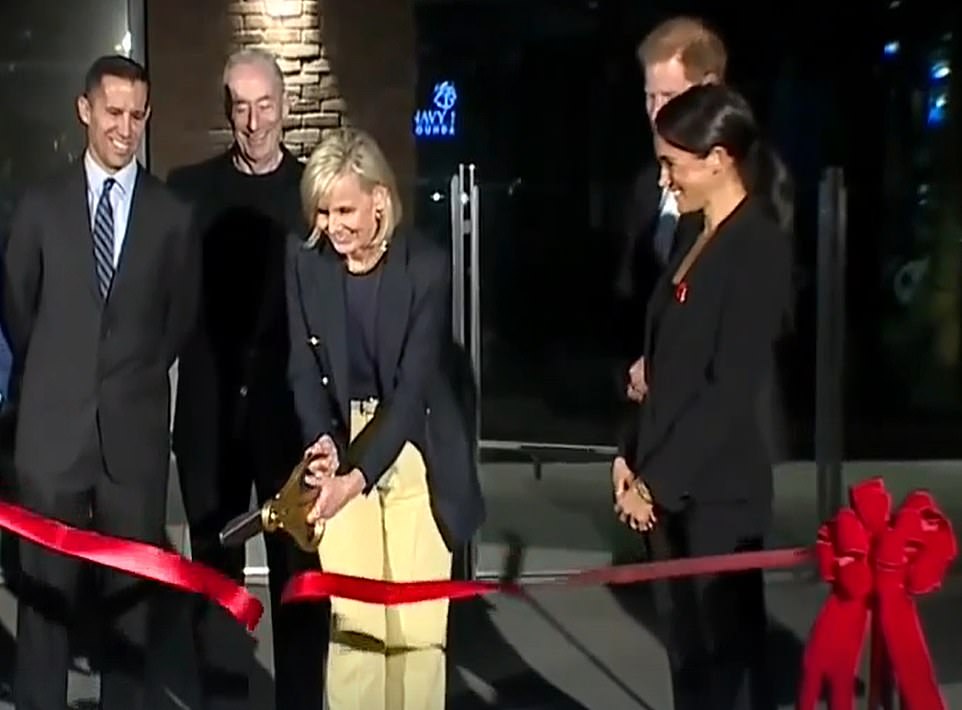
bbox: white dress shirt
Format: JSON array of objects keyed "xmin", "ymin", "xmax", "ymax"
[
  {"xmin": 84, "ymin": 151, "xmax": 138, "ymax": 268},
  {"xmin": 652, "ymin": 187, "xmax": 680, "ymax": 266}
]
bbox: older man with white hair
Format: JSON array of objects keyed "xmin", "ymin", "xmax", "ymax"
[{"xmin": 167, "ymin": 47, "xmax": 328, "ymax": 710}]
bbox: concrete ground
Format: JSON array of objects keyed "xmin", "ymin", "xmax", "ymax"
[{"xmin": 0, "ymin": 459, "xmax": 960, "ymax": 709}]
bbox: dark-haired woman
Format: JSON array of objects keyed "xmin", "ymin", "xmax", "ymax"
[{"xmin": 612, "ymin": 83, "xmax": 792, "ymax": 710}]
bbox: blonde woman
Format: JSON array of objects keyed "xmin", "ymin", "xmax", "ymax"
[{"xmin": 286, "ymin": 127, "xmax": 484, "ymax": 710}]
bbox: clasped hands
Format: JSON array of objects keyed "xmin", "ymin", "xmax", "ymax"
[
  {"xmin": 626, "ymin": 356, "xmax": 647, "ymax": 403},
  {"xmin": 302, "ymin": 435, "xmax": 365, "ymax": 523},
  {"xmin": 612, "ymin": 456, "xmax": 657, "ymax": 533}
]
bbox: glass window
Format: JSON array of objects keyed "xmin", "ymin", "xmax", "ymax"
[
  {"xmin": 825, "ymin": 3, "xmax": 962, "ymax": 456},
  {"xmin": 0, "ymin": 0, "xmax": 138, "ymax": 233}
]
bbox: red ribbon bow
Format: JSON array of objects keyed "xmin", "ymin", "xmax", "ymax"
[{"xmin": 797, "ymin": 478, "xmax": 956, "ymax": 710}]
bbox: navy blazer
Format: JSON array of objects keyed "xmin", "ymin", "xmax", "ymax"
[
  {"xmin": 620, "ymin": 198, "xmax": 791, "ymax": 528},
  {"xmin": 285, "ymin": 228, "xmax": 484, "ymax": 548}
]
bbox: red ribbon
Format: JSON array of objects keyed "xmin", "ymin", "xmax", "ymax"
[
  {"xmin": 0, "ymin": 500, "xmax": 264, "ymax": 631},
  {"xmin": 797, "ymin": 478, "xmax": 956, "ymax": 710},
  {"xmin": 282, "ymin": 547, "xmax": 812, "ymax": 605}
]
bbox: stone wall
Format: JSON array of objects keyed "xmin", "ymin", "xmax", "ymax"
[
  {"xmin": 320, "ymin": 0, "xmax": 417, "ymax": 211},
  {"xmin": 146, "ymin": 0, "xmax": 233, "ymax": 176},
  {"xmin": 148, "ymin": 0, "xmax": 415, "ymax": 208}
]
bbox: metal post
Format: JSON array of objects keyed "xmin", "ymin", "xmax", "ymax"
[
  {"xmin": 815, "ymin": 167, "xmax": 847, "ymax": 523},
  {"xmin": 127, "ymin": 0, "xmax": 148, "ymax": 168},
  {"xmin": 450, "ymin": 165, "xmax": 477, "ymax": 581},
  {"xmin": 868, "ymin": 613, "xmax": 897, "ymax": 709},
  {"xmin": 467, "ymin": 164, "xmax": 481, "ymax": 444},
  {"xmin": 450, "ymin": 173, "xmax": 465, "ymax": 346}
]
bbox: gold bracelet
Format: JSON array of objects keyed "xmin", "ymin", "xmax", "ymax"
[{"xmin": 633, "ymin": 478, "xmax": 653, "ymax": 504}]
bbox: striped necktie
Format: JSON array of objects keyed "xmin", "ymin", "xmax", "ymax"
[{"xmin": 93, "ymin": 177, "xmax": 116, "ymax": 299}]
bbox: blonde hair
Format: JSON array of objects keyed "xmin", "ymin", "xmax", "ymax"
[
  {"xmin": 300, "ymin": 128, "xmax": 403, "ymax": 249},
  {"xmin": 637, "ymin": 16, "xmax": 727, "ymax": 83}
]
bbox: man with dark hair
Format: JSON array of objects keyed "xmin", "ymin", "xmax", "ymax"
[
  {"xmin": 83, "ymin": 54, "xmax": 149, "ymax": 98},
  {"xmin": 618, "ymin": 16, "xmax": 789, "ymax": 465},
  {"xmin": 167, "ymin": 48, "xmax": 327, "ymax": 710},
  {"xmin": 617, "ymin": 16, "xmax": 728, "ymax": 393},
  {"xmin": 3, "ymin": 54, "xmax": 198, "ymax": 710}
]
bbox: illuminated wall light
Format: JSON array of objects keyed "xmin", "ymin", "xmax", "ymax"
[
  {"xmin": 413, "ymin": 81, "xmax": 458, "ymax": 141},
  {"xmin": 927, "ymin": 91, "xmax": 948, "ymax": 126},
  {"xmin": 114, "ymin": 30, "xmax": 132, "ymax": 56},
  {"xmin": 264, "ymin": 0, "xmax": 302, "ymax": 18},
  {"xmin": 930, "ymin": 61, "xmax": 950, "ymax": 81}
]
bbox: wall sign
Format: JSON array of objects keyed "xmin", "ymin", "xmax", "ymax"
[{"xmin": 413, "ymin": 81, "xmax": 458, "ymax": 139}]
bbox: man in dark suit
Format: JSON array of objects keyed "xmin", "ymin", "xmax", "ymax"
[
  {"xmin": 616, "ymin": 16, "xmax": 727, "ymax": 382},
  {"xmin": 167, "ymin": 48, "xmax": 327, "ymax": 710},
  {"xmin": 619, "ymin": 17, "xmax": 791, "ymax": 463},
  {"xmin": 2, "ymin": 55, "xmax": 198, "ymax": 710}
]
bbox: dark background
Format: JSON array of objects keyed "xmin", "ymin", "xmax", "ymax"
[
  {"xmin": 1, "ymin": 0, "xmax": 961, "ymax": 460},
  {"xmin": 411, "ymin": 0, "xmax": 962, "ymax": 459}
]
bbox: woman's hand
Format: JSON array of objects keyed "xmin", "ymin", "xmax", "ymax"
[
  {"xmin": 611, "ymin": 456, "xmax": 635, "ymax": 498},
  {"xmin": 306, "ymin": 468, "xmax": 366, "ymax": 523},
  {"xmin": 614, "ymin": 479, "xmax": 657, "ymax": 532},
  {"xmin": 303, "ymin": 434, "xmax": 339, "ymax": 484},
  {"xmin": 626, "ymin": 356, "xmax": 648, "ymax": 403}
]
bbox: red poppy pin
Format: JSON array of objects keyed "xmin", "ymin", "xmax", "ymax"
[{"xmin": 674, "ymin": 281, "xmax": 689, "ymax": 304}]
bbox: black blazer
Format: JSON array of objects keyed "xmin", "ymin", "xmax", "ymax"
[
  {"xmin": 2, "ymin": 162, "xmax": 198, "ymax": 488},
  {"xmin": 285, "ymin": 228, "xmax": 484, "ymax": 548},
  {"xmin": 620, "ymin": 198, "xmax": 790, "ymax": 525}
]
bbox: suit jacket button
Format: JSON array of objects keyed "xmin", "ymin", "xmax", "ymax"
[
  {"xmin": 239, "ymin": 385, "xmax": 248, "ymax": 397},
  {"xmin": 321, "ymin": 376, "xmax": 329, "ymax": 386}
]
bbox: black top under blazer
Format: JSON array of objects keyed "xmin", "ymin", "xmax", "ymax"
[
  {"xmin": 619, "ymin": 198, "xmax": 791, "ymax": 527},
  {"xmin": 285, "ymin": 228, "xmax": 485, "ymax": 548}
]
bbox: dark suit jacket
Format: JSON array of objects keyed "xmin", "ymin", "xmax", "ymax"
[
  {"xmin": 619, "ymin": 198, "xmax": 790, "ymax": 529},
  {"xmin": 286, "ymin": 228, "xmax": 484, "ymax": 548},
  {"xmin": 615, "ymin": 162, "xmax": 676, "ymax": 360},
  {"xmin": 167, "ymin": 150, "xmax": 304, "ymax": 497},
  {"xmin": 616, "ymin": 164, "xmax": 665, "ymax": 301},
  {"xmin": 2, "ymin": 161, "xmax": 198, "ymax": 489}
]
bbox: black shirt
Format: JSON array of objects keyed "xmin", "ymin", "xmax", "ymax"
[
  {"xmin": 167, "ymin": 148, "xmax": 306, "ymax": 460},
  {"xmin": 204, "ymin": 154, "xmax": 303, "ymax": 362},
  {"xmin": 170, "ymin": 150, "xmax": 304, "ymax": 387},
  {"xmin": 345, "ymin": 263, "xmax": 383, "ymax": 400}
]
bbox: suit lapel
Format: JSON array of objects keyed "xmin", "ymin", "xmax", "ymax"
[
  {"xmin": 643, "ymin": 215, "xmax": 699, "ymax": 357},
  {"xmin": 376, "ymin": 236, "xmax": 411, "ymax": 396},
  {"xmin": 110, "ymin": 167, "xmax": 148, "ymax": 302},
  {"xmin": 64, "ymin": 163, "xmax": 102, "ymax": 305},
  {"xmin": 308, "ymin": 248, "xmax": 350, "ymax": 422}
]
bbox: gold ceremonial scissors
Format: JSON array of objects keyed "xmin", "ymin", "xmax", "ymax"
[{"xmin": 260, "ymin": 459, "xmax": 325, "ymax": 553}]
